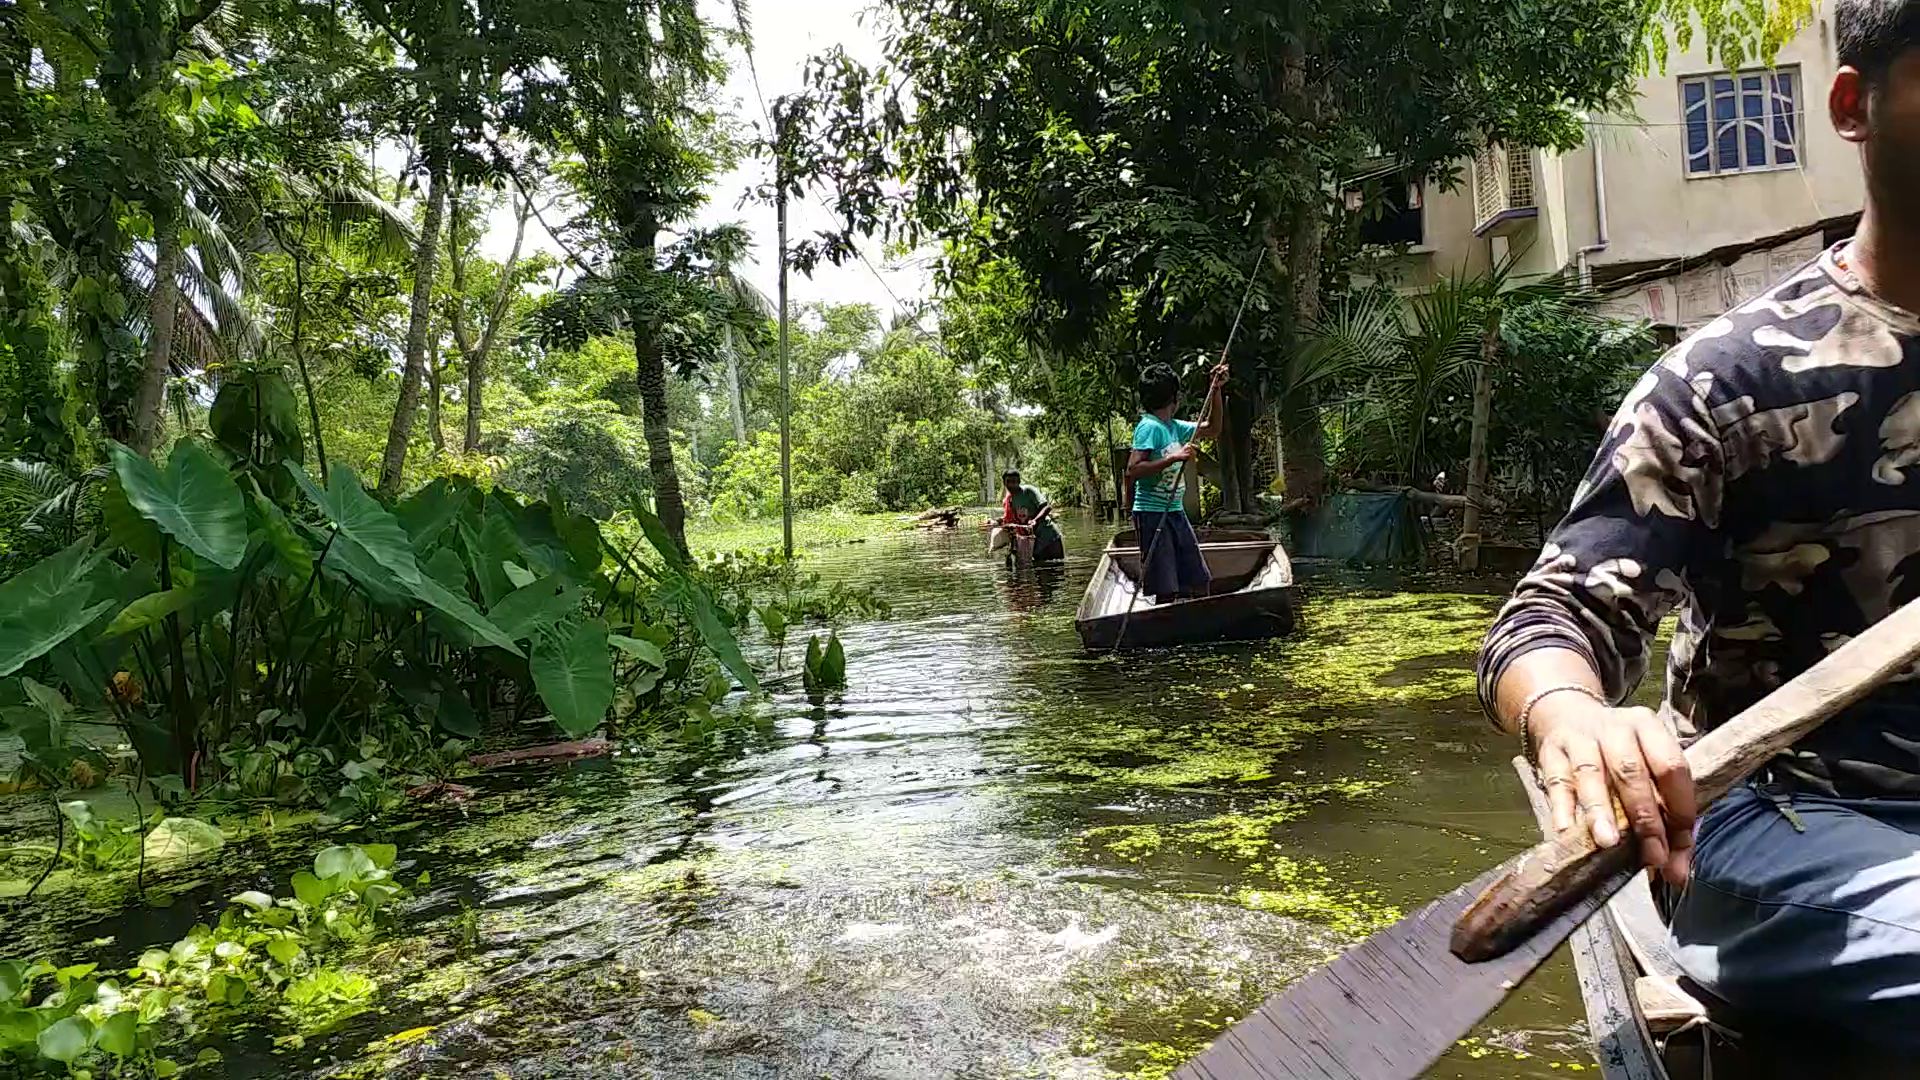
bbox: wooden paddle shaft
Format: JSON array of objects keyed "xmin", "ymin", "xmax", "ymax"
[{"xmin": 1452, "ymin": 594, "xmax": 1920, "ymax": 962}]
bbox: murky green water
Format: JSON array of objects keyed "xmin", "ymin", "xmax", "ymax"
[{"xmin": 2, "ymin": 513, "xmax": 1604, "ymax": 1079}]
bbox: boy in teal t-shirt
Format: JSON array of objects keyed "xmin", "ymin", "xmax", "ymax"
[{"xmin": 1125, "ymin": 361, "xmax": 1228, "ymax": 600}]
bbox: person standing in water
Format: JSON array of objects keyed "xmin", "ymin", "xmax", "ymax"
[
  {"xmin": 1000, "ymin": 469, "xmax": 1065, "ymax": 564},
  {"xmin": 1125, "ymin": 362, "xmax": 1228, "ymax": 601}
]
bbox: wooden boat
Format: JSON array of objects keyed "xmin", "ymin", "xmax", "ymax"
[
  {"xmin": 1515, "ymin": 759, "xmax": 1909, "ymax": 1080},
  {"xmin": 1074, "ymin": 528, "xmax": 1296, "ymax": 651}
]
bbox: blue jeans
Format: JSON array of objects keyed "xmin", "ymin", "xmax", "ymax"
[
  {"xmin": 1670, "ymin": 782, "xmax": 1920, "ymax": 1049},
  {"xmin": 1131, "ymin": 511, "xmax": 1209, "ymax": 599}
]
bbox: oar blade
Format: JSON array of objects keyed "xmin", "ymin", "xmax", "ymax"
[{"xmin": 1173, "ymin": 859, "xmax": 1634, "ymax": 1080}]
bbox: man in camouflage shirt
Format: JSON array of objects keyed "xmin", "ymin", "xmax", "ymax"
[{"xmin": 1477, "ymin": 0, "xmax": 1920, "ymax": 1044}]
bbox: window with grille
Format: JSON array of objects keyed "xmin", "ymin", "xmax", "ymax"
[{"xmin": 1682, "ymin": 67, "xmax": 1801, "ymax": 176}]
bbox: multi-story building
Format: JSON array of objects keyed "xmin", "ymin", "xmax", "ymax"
[{"xmin": 1363, "ymin": 14, "xmax": 1865, "ymax": 337}]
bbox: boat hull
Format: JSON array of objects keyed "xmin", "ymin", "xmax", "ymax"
[{"xmin": 1073, "ymin": 529, "xmax": 1296, "ymax": 651}]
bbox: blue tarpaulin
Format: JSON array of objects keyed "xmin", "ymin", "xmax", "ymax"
[{"xmin": 1284, "ymin": 491, "xmax": 1427, "ymax": 566}]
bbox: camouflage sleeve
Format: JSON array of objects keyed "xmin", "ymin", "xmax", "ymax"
[{"xmin": 1476, "ymin": 359, "xmax": 1727, "ymax": 723}]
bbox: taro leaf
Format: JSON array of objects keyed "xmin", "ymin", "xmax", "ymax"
[
  {"xmin": 100, "ymin": 475, "xmax": 162, "ymax": 562},
  {"xmin": 424, "ymin": 547, "xmax": 468, "ymax": 593},
  {"xmin": 20, "ymin": 677, "xmax": 71, "ymax": 749},
  {"xmin": 94, "ymin": 1010, "xmax": 137, "ymax": 1057},
  {"xmin": 819, "ymin": 633, "xmax": 848, "ymax": 688},
  {"xmin": 627, "ymin": 497, "xmax": 687, "ymax": 569},
  {"xmin": 395, "ymin": 478, "xmax": 464, "ymax": 553},
  {"xmin": 408, "ymin": 575, "xmax": 522, "ymax": 655},
  {"xmin": 249, "ymin": 488, "xmax": 312, "ymax": 577},
  {"xmin": 759, "ymin": 605, "xmax": 788, "ymax": 640},
  {"xmin": 557, "ymin": 512, "xmax": 603, "ymax": 578},
  {"xmin": 460, "ymin": 512, "xmax": 523, "ymax": 608},
  {"xmin": 288, "ymin": 464, "xmax": 417, "ymax": 584},
  {"xmin": 290, "ymin": 870, "xmax": 329, "ymax": 908},
  {"xmin": 36, "ymin": 1015, "xmax": 92, "ymax": 1062},
  {"xmin": 531, "ymin": 620, "xmax": 614, "ymax": 738},
  {"xmin": 104, "ymin": 588, "xmax": 195, "ymax": 638},
  {"xmin": 489, "ymin": 575, "xmax": 583, "ymax": 642},
  {"xmin": 292, "ymin": 465, "xmax": 520, "ymax": 656},
  {"xmin": 501, "ymin": 561, "xmax": 536, "ymax": 590},
  {"xmin": 608, "ymin": 634, "xmax": 665, "ymax": 669},
  {"xmin": 629, "ymin": 666, "xmax": 662, "ymax": 697},
  {"xmin": 0, "ymin": 538, "xmax": 112, "ymax": 678},
  {"xmin": 803, "ymin": 634, "xmax": 823, "ymax": 691},
  {"xmin": 110, "ymin": 441, "xmax": 246, "ymax": 570},
  {"xmin": 436, "ymin": 687, "xmax": 481, "ymax": 738},
  {"xmin": 210, "ymin": 369, "xmax": 303, "ymax": 468},
  {"xmin": 663, "ymin": 579, "xmax": 759, "ymax": 693}
]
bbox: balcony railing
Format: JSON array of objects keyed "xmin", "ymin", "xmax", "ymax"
[{"xmin": 1471, "ymin": 144, "xmax": 1539, "ymax": 236}]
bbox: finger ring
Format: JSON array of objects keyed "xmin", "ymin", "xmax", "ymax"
[{"xmin": 1573, "ymin": 762, "xmax": 1602, "ymax": 775}]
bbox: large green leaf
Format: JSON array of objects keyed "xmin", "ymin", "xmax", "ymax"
[
  {"xmin": 290, "ymin": 465, "xmax": 519, "ymax": 653},
  {"xmin": 110, "ymin": 441, "xmax": 247, "ymax": 570},
  {"xmin": 0, "ymin": 538, "xmax": 112, "ymax": 678},
  {"xmin": 209, "ymin": 370, "xmax": 303, "ymax": 468},
  {"xmin": 628, "ymin": 497, "xmax": 687, "ymax": 569},
  {"xmin": 395, "ymin": 478, "xmax": 465, "ymax": 553},
  {"xmin": 94, "ymin": 1010, "xmax": 137, "ymax": 1057},
  {"xmin": 608, "ymin": 634, "xmax": 665, "ymax": 669},
  {"xmin": 288, "ymin": 464, "xmax": 416, "ymax": 584},
  {"xmin": 104, "ymin": 588, "xmax": 195, "ymax": 637},
  {"xmin": 531, "ymin": 620, "xmax": 614, "ymax": 737},
  {"xmin": 407, "ymin": 574, "xmax": 523, "ymax": 656},
  {"xmin": 249, "ymin": 487, "xmax": 312, "ymax": 577},
  {"xmin": 36, "ymin": 1015, "xmax": 92, "ymax": 1062},
  {"xmin": 488, "ymin": 575, "xmax": 584, "ymax": 642},
  {"xmin": 662, "ymin": 579, "xmax": 759, "ymax": 693}
]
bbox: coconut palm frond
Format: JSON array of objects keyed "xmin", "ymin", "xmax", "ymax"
[
  {"xmin": 176, "ymin": 254, "xmax": 265, "ymax": 359},
  {"xmin": 0, "ymin": 460, "xmax": 106, "ymax": 537},
  {"xmin": 318, "ymin": 183, "xmax": 417, "ymax": 261}
]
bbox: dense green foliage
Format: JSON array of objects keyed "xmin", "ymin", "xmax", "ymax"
[{"xmin": 1, "ymin": 842, "xmax": 413, "ymax": 1076}]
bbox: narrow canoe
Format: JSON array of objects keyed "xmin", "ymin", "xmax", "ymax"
[
  {"xmin": 1514, "ymin": 758, "xmax": 1908, "ymax": 1079},
  {"xmin": 1073, "ymin": 528, "xmax": 1297, "ymax": 651}
]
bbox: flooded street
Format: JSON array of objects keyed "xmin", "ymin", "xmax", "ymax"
[{"xmin": 5, "ymin": 513, "xmax": 1604, "ymax": 1079}]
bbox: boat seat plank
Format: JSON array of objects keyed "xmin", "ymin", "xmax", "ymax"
[{"xmin": 1634, "ymin": 975, "xmax": 1709, "ymax": 1034}]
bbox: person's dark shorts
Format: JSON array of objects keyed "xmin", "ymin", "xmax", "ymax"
[
  {"xmin": 1132, "ymin": 510, "xmax": 1209, "ymax": 598},
  {"xmin": 1033, "ymin": 531, "xmax": 1064, "ymax": 563}
]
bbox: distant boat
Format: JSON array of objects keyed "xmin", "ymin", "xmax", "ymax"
[{"xmin": 1074, "ymin": 528, "xmax": 1297, "ymax": 651}]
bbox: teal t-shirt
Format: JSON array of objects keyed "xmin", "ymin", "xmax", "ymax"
[
  {"xmin": 1131, "ymin": 415, "xmax": 1197, "ymax": 513},
  {"xmin": 1007, "ymin": 485, "xmax": 1061, "ymax": 544}
]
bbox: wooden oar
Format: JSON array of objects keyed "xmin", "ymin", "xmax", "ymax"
[{"xmin": 1170, "ymin": 594, "xmax": 1920, "ymax": 1080}]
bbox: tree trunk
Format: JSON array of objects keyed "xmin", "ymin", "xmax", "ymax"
[
  {"xmin": 132, "ymin": 220, "xmax": 183, "ymax": 457},
  {"xmin": 378, "ymin": 160, "xmax": 447, "ymax": 495},
  {"xmin": 426, "ymin": 327, "xmax": 445, "ymax": 458},
  {"xmin": 464, "ymin": 194, "xmax": 530, "ymax": 454},
  {"xmin": 636, "ymin": 327, "xmax": 687, "ymax": 552},
  {"xmin": 1072, "ymin": 430, "xmax": 1104, "ymax": 512},
  {"xmin": 724, "ymin": 325, "xmax": 748, "ymax": 446},
  {"xmin": 1458, "ymin": 321, "xmax": 1498, "ymax": 571}
]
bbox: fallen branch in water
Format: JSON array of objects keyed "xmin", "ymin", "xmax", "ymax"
[{"xmin": 469, "ymin": 739, "xmax": 611, "ymax": 770}]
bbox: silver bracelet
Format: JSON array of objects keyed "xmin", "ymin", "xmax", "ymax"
[{"xmin": 1515, "ymin": 684, "xmax": 1606, "ymax": 767}]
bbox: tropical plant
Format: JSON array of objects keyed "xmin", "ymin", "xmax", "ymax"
[{"xmin": 0, "ymin": 366, "xmax": 767, "ymax": 805}]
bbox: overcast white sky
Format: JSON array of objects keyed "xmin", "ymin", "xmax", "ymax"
[{"xmin": 478, "ymin": 0, "xmax": 934, "ymax": 318}]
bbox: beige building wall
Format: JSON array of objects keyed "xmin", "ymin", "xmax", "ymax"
[{"xmin": 1374, "ymin": 14, "xmax": 1864, "ymax": 321}]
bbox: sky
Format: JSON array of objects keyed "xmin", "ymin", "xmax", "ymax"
[{"xmin": 477, "ymin": 0, "xmax": 935, "ymax": 319}]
